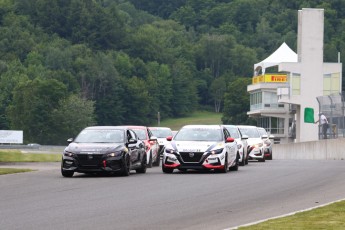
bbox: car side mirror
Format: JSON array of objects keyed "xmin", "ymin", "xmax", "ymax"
[
  {"xmin": 241, "ymin": 135, "xmax": 249, "ymax": 140},
  {"xmin": 67, "ymin": 138, "xmax": 73, "ymax": 143},
  {"xmin": 261, "ymin": 134, "xmax": 268, "ymax": 139},
  {"xmin": 150, "ymin": 136, "xmax": 157, "ymax": 141},
  {"xmin": 226, "ymin": 137, "xmax": 235, "ymax": 143},
  {"xmin": 166, "ymin": 136, "xmax": 173, "ymax": 141},
  {"xmin": 128, "ymin": 138, "xmax": 137, "ymax": 144}
]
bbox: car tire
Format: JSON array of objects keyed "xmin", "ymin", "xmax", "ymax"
[
  {"xmin": 230, "ymin": 153, "xmax": 239, "ymax": 171},
  {"xmin": 162, "ymin": 160, "xmax": 173, "ymax": 173},
  {"xmin": 152, "ymin": 151, "xmax": 160, "ymax": 166},
  {"xmin": 61, "ymin": 168, "xmax": 74, "ymax": 177},
  {"xmin": 245, "ymin": 154, "xmax": 249, "ymax": 165},
  {"xmin": 121, "ymin": 155, "xmax": 130, "ymax": 176},
  {"xmin": 147, "ymin": 152, "xmax": 153, "ymax": 168},
  {"xmin": 239, "ymin": 152, "xmax": 245, "ymax": 166},
  {"xmin": 136, "ymin": 154, "xmax": 147, "ymax": 174},
  {"xmin": 259, "ymin": 157, "xmax": 266, "ymax": 162}
]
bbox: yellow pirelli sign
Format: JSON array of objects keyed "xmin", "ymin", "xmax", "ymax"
[{"xmin": 252, "ymin": 74, "xmax": 287, "ymax": 84}]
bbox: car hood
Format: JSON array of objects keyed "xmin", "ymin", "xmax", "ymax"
[
  {"xmin": 157, "ymin": 137, "xmax": 168, "ymax": 145},
  {"xmin": 245, "ymin": 138, "xmax": 263, "ymax": 145},
  {"xmin": 65, "ymin": 142, "xmax": 124, "ymax": 153},
  {"xmin": 169, "ymin": 141, "xmax": 224, "ymax": 152}
]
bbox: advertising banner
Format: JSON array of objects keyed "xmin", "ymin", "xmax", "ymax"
[{"xmin": 0, "ymin": 130, "xmax": 23, "ymax": 144}]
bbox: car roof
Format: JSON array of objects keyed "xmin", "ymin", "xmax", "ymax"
[
  {"xmin": 222, "ymin": 125, "xmax": 237, "ymax": 128},
  {"xmin": 149, "ymin": 127, "xmax": 171, "ymax": 130},
  {"xmin": 83, "ymin": 126, "xmax": 128, "ymax": 130},
  {"xmin": 118, "ymin": 125, "xmax": 147, "ymax": 130},
  {"xmin": 181, "ymin": 125, "xmax": 222, "ymax": 129},
  {"xmin": 237, "ymin": 125, "xmax": 257, "ymax": 129}
]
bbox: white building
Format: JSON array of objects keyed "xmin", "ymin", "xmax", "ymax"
[{"xmin": 247, "ymin": 8, "xmax": 342, "ymax": 143}]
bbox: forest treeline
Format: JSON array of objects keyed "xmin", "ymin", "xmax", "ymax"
[{"xmin": 1, "ymin": 0, "xmax": 344, "ymax": 144}]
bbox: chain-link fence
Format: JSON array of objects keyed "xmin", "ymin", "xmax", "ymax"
[{"xmin": 316, "ymin": 93, "xmax": 345, "ymax": 139}]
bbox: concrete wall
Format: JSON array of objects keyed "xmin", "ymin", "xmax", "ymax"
[{"xmin": 273, "ymin": 138, "xmax": 345, "ymax": 160}]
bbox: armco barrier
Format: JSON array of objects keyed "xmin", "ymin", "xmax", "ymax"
[
  {"xmin": 273, "ymin": 138, "xmax": 345, "ymax": 160},
  {"xmin": 0, "ymin": 145, "xmax": 65, "ymax": 153}
]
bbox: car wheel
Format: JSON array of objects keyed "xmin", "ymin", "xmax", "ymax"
[
  {"xmin": 121, "ymin": 155, "xmax": 130, "ymax": 176},
  {"xmin": 230, "ymin": 153, "xmax": 239, "ymax": 171},
  {"xmin": 258, "ymin": 156, "xmax": 266, "ymax": 162},
  {"xmin": 147, "ymin": 152, "xmax": 153, "ymax": 168},
  {"xmin": 268, "ymin": 151, "xmax": 273, "ymax": 160},
  {"xmin": 239, "ymin": 152, "xmax": 245, "ymax": 166},
  {"xmin": 152, "ymin": 151, "xmax": 160, "ymax": 166},
  {"xmin": 136, "ymin": 154, "xmax": 147, "ymax": 174},
  {"xmin": 162, "ymin": 160, "xmax": 173, "ymax": 173},
  {"xmin": 61, "ymin": 168, "xmax": 74, "ymax": 177},
  {"xmin": 245, "ymin": 154, "xmax": 249, "ymax": 165}
]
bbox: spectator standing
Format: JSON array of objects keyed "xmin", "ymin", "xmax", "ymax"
[{"xmin": 315, "ymin": 112, "xmax": 328, "ymax": 139}]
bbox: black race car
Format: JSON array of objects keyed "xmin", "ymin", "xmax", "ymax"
[{"xmin": 61, "ymin": 126, "xmax": 147, "ymax": 177}]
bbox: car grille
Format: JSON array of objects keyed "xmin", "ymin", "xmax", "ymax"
[
  {"xmin": 180, "ymin": 152, "xmax": 203, "ymax": 163},
  {"xmin": 76, "ymin": 154, "xmax": 103, "ymax": 166}
]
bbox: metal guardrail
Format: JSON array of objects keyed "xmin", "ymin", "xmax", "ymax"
[{"xmin": 0, "ymin": 145, "xmax": 65, "ymax": 153}]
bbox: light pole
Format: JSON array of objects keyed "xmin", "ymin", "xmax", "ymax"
[{"xmin": 157, "ymin": 111, "xmax": 160, "ymax": 126}]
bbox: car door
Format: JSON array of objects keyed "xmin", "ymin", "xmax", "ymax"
[
  {"xmin": 223, "ymin": 128, "xmax": 236, "ymax": 162},
  {"xmin": 147, "ymin": 128, "xmax": 159, "ymax": 160},
  {"xmin": 127, "ymin": 130, "xmax": 141, "ymax": 164}
]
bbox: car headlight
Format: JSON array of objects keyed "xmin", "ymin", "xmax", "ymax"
[
  {"xmin": 254, "ymin": 143, "xmax": 263, "ymax": 148},
  {"xmin": 165, "ymin": 148, "xmax": 178, "ymax": 154},
  {"xmin": 107, "ymin": 151, "xmax": 123, "ymax": 157},
  {"xmin": 209, "ymin": 148, "xmax": 224, "ymax": 155},
  {"xmin": 63, "ymin": 151, "xmax": 75, "ymax": 157}
]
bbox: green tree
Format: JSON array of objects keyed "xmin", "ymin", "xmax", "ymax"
[
  {"xmin": 0, "ymin": 60, "xmax": 28, "ymax": 129},
  {"xmin": 170, "ymin": 60, "xmax": 198, "ymax": 116},
  {"xmin": 121, "ymin": 76, "xmax": 152, "ymax": 125},
  {"xmin": 222, "ymin": 78, "xmax": 255, "ymax": 125},
  {"xmin": 146, "ymin": 62, "xmax": 173, "ymax": 120},
  {"xmin": 7, "ymin": 78, "xmax": 68, "ymax": 144},
  {"xmin": 51, "ymin": 94, "xmax": 95, "ymax": 144},
  {"xmin": 209, "ymin": 76, "xmax": 227, "ymax": 113}
]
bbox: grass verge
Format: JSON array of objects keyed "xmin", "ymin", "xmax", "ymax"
[
  {"xmin": 156, "ymin": 111, "xmax": 222, "ymax": 130},
  {"xmin": 0, "ymin": 168, "xmax": 35, "ymax": 175},
  {"xmin": 238, "ymin": 200, "xmax": 345, "ymax": 229},
  {"xmin": 0, "ymin": 150, "xmax": 61, "ymax": 162}
]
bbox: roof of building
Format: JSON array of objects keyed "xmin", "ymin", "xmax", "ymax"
[{"xmin": 254, "ymin": 42, "xmax": 298, "ymax": 75}]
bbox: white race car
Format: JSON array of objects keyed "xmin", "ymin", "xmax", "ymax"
[
  {"xmin": 162, "ymin": 125, "xmax": 239, "ymax": 173},
  {"xmin": 237, "ymin": 125, "xmax": 265, "ymax": 162},
  {"xmin": 223, "ymin": 125, "xmax": 249, "ymax": 166},
  {"xmin": 149, "ymin": 127, "xmax": 173, "ymax": 157}
]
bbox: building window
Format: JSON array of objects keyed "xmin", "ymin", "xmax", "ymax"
[
  {"xmin": 258, "ymin": 117, "xmax": 284, "ymax": 135},
  {"xmin": 250, "ymin": 91, "xmax": 262, "ymax": 110},
  {"xmin": 323, "ymin": 73, "xmax": 340, "ymax": 95}
]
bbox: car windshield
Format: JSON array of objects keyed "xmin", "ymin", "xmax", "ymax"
[
  {"xmin": 258, "ymin": 128, "xmax": 267, "ymax": 136},
  {"xmin": 238, "ymin": 127, "xmax": 260, "ymax": 138},
  {"xmin": 150, "ymin": 128, "xmax": 172, "ymax": 138},
  {"xmin": 132, "ymin": 129, "xmax": 147, "ymax": 140},
  {"xmin": 224, "ymin": 126, "xmax": 240, "ymax": 138},
  {"xmin": 74, "ymin": 129, "xmax": 125, "ymax": 143},
  {"xmin": 174, "ymin": 128, "xmax": 222, "ymax": 141}
]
